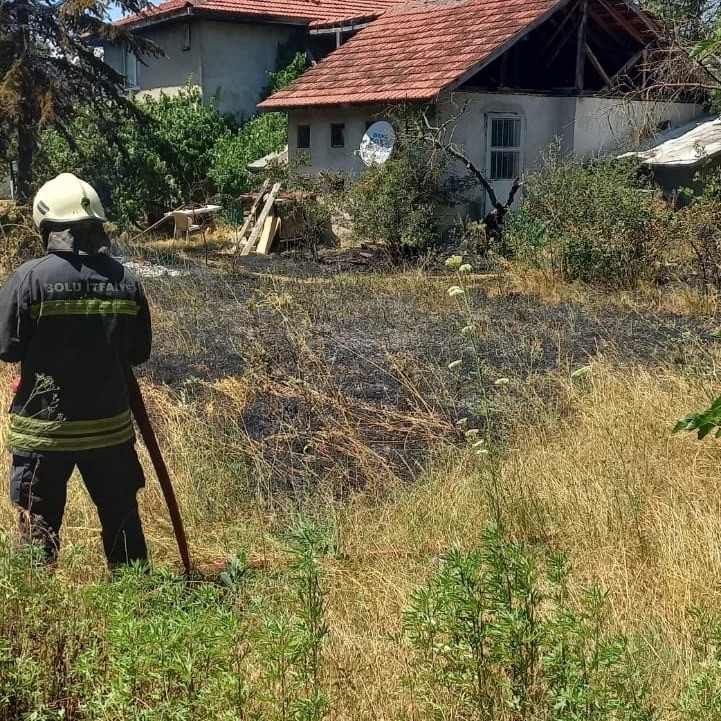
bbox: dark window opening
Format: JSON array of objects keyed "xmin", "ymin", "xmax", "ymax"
[
  {"xmin": 297, "ymin": 124, "xmax": 311, "ymax": 149},
  {"xmin": 331, "ymin": 123, "xmax": 345, "ymax": 148},
  {"xmin": 182, "ymin": 23, "xmax": 191, "ymax": 51}
]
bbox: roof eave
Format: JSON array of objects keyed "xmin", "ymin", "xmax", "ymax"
[
  {"xmin": 116, "ymin": 3, "xmax": 193, "ymax": 30},
  {"xmin": 309, "ymin": 16, "xmax": 376, "ymax": 32},
  {"xmin": 118, "ymin": 4, "xmax": 311, "ymax": 31},
  {"xmin": 258, "ymin": 94, "xmax": 435, "ymax": 111}
]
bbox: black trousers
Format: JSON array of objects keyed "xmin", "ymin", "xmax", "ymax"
[{"xmin": 9, "ymin": 442, "xmax": 148, "ymax": 566}]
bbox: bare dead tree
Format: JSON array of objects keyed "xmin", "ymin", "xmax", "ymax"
[{"xmin": 420, "ymin": 107, "xmax": 521, "ymax": 247}]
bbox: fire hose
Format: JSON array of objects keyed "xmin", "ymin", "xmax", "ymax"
[{"xmin": 127, "ymin": 370, "xmax": 192, "ymax": 577}]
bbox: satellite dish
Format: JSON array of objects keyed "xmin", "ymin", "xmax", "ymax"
[{"xmin": 359, "ymin": 121, "xmax": 396, "ymax": 166}]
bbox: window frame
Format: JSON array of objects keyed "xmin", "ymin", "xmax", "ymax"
[
  {"xmin": 330, "ymin": 123, "xmax": 346, "ymax": 148},
  {"xmin": 123, "ymin": 45, "xmax": 139, "ymax": 91},
  {"xmin": 486, "ymin": 114, "xmax": 523, "ymax": 181},
  {"xmin": 182, "ymin": 22, "xmax": 192, "ymax": 51},
  {"xmin": 297, "ymin": 124, "xmax": 311, "ymax": 150}
]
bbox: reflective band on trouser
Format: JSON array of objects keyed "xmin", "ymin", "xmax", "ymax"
[
  {"xmin": 7, "ymin": 410, "xmax": 134, "ymax": 452},
  {"xmin": 29, "ymin": 299, "xmax": 140, "ymax": 320}
]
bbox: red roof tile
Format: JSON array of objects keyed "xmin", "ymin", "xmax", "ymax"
[
  {"xmin": 258, "ymin": 0, "xmax": 565, "ymax": 108},
  {"xmin": 117, "ymin": 0, "xmax": 396, "ymax": 27}
]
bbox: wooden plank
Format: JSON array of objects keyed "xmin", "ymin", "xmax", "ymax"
[
  {"xmin": 230, "ymin": 178, "xmax": 269, "ymax": 253},
  {"xmin": 540, "ymin": 2, "xmax": 578, "ymax": 58},
  {"xmin": 256, "ymin": 216, "xmax": 281, "ymax": 255},
  {"xmin": 610, "ymin": 47, "xmax": 646, "ymax": 84},
  {"xmin": 240, "ymin": 182, "xmax": 281, "ymax": 256},
  {"xmin": 544, "ymin": 26, "xmax": 575, "ymax": 69},
  {"xmin": 585, "ymin": 43, "xmax": 612, "ymax": 87},
  {"xmin": 576, "ymin": 0, "xmax": 588, "ymax": 91},
  {"xmin": 595, "ymin": 0, "xmax": 646, "ymax": 44}
]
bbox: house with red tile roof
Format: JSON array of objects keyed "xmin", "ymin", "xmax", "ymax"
[
  {"xmin": 101, "ymin": 0, "xmax": 398, "ymax": 119},
  {"xmin": 258, "ymin": 0, "xmax": 705, "ymax": 212}
]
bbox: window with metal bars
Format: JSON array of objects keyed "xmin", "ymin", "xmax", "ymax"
[{"xmin": 489, "ymin": 116, "xmax": 521, "ymax": 180}]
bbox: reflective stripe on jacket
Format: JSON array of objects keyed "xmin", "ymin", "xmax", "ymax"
[{"xmin": 0, "ymin": 232, "xmax": 152, "ymax": 453}]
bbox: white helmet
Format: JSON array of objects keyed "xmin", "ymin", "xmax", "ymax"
[{"xmin": 33, "ymin": 173, "xmax": 107, "ymax": 229}]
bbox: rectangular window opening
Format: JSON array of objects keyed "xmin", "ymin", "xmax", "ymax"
[
  {"xmin": 330, "ymin": 123, "xmax": 345, "ymax": 148},
  {"xmin": 489, "ymin": 116, "xmax": 521, "ymax": 180},
  {"xmin": 297, "ymin": 124, "xmax": 311, "ymax": 149},
  {"xmin": 182, "ymin": 22, "xmax": 192, "ymax": 51},
  {"xmin": 123, "ymin": 46, "xmax": 139, "ymax": 90}
]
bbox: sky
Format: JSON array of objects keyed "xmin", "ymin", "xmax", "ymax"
[{"xmin": 108, "ymin": 3, "xmax": 125, "ymax": 20}]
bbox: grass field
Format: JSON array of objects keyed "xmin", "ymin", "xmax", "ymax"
[{"xmin": 3, "ymin": 246, "xmax": 721, "ymax": 719}]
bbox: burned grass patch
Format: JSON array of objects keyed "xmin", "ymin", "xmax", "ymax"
[{"xmin": 137, "ymin": 263, "xmax": 716, "ymax": 499}]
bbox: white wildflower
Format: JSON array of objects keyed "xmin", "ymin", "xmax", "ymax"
[
  {"xmin": 448, "ymin": 360, "xmax": 462, "ymax": 371},
  {"xmin": 475, "ymin": 448, "xmax": 490, "ymax": 456},
  {"xmin": 456, "ymin": 417, "xmax": 469, "ymax": 427},
  {"xmin": 445, "ymin": 255, "xmax": 463, "ymax": 270},
  {"xmin": 494, "ymin": 378, "xmax": 510, "ymax": 386},
  {"xmin": 464, "ymin": 429, "xmax": 480, "ymax": 440},
  {"xmin": 447, "ymin": 286, "xmax": 465, "ymax": 297},
  {"xmin": 471, "ymin": 440, "xmax": 485, "ymax": 450},
  {"xmin": 459, "ymin": 263, "xmax": 473, "ymax": 274},
  {"xmin": 461, "ymin": 325, "xmax": 474, "ymax": 337}
]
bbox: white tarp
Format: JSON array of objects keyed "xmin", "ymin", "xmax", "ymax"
[
  {"xmin": 622, "ymin": 116, "xmax": 721, "ymax": 167},
  {"xmin": 248, "ymin": 145, "xmax": 288, "ymax": 172}
]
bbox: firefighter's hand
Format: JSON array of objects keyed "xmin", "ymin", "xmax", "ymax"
[{"xmin": 11, "ymin": 377, "xmax": 20, "ymax": 393}]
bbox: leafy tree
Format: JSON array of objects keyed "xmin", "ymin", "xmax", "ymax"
[
  {"xmin": 0, "ymin": 0, "xmax": 157, "ymax": 201},
  {"xmin": 210, "ymin": 51, "xmax": 309, "ymax": 197},
  {"xmin": 38, "ymin": 83, "xmax": 236, "ymax": 225}
]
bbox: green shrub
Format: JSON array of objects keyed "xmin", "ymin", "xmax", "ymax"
[
  {"xmin": 506, "ymin": 144, "xmax": 670, "ymax": 287},
  {"xmin": 402, "ymin": 525, "xmax": 655, "ymax": 721},
  {"xmin": 345, "ymin": 129, "xmax": 450, "ymax": 254},
  {"xmin": 0, "ymin": 526, "xmax": 330, "ymax": 721}
]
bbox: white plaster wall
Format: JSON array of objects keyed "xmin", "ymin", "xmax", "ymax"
[
  {"xmin": 288, "ymin": 107, "xmax": 387, "ymax": 175},
  {"xmin": 573, "ymin": 97, "xmax": 704, "ymax": 156},
  {"xmin": 286, "ymin": 93, "xmax": 704, "ymax": 217},
  {"xmin": 438, "ymin": 92, "xmax": 577, "ymax": 214},
  {"xmin": 441, "ymin": 92, "xmax": 577, "ymax": 171},
  {"xmin": 103, "ymin": 20, "xmax": 294, "ymax": 119},
  {"xmin": 200, "ymin": 21, "xmax": 296, "ymax": 121},
  {"xmin": 103, "ymin": 22, "xmax": 202, "ymax": 95}
]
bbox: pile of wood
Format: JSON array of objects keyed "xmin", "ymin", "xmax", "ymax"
[{"xmin": 230, "ymin": 179, "xmax": 283, "ymax": 256}]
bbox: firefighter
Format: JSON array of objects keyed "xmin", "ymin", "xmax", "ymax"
[{"xmin": 0, "ymin": 173, "xmax": 152, "ymax": 568}]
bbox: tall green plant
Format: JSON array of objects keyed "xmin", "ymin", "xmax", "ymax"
[{"xmin": 402, "ymin": 526, "xmax": 655, "ymax": 721}]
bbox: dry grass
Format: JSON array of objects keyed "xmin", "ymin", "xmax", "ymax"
[{"xmin": 2, "ymin": 258, "xmax": 721, "ymax": 716}]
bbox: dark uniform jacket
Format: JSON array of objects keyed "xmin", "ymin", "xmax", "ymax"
[{"xmin": 0, "ymin": 227, "xmax": 151, "ymax": 453}]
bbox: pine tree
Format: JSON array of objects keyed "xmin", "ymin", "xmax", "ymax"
[{"xmin": 0, "ymin": 0, "xmax": 158, "ymax": 201}]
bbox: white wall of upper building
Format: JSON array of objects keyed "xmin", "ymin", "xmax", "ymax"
[{"xmin": 104, "ymin": 19, "xmax": 296, "ymax": 120}]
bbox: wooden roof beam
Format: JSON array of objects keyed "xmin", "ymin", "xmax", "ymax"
[
  {"xmin": 586, "ymin": 43, "xmax": 612, "ymax": 86},
  {"xmin": 595, "ymin": 0, "xmax": 647, "ymax": 45},
  {"xmin": 540, "ymin": 1, "xmax": 579, "ymax": 56},
  {"xmin": 576, "ymin": 0, "xmax": 588, "ymax": 91},
  {"xmin": 610, "ymin": 46, "xmax": 647, "ymax": 83}
]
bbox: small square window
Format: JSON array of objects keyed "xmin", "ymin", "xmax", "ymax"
[
  {"xmin": 297, "ymin": 124, "xmax": 311, "ymax": 149},
  {"xmin": 330, "ymin": 123, "xmax": 345, "ymax": 148}
]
